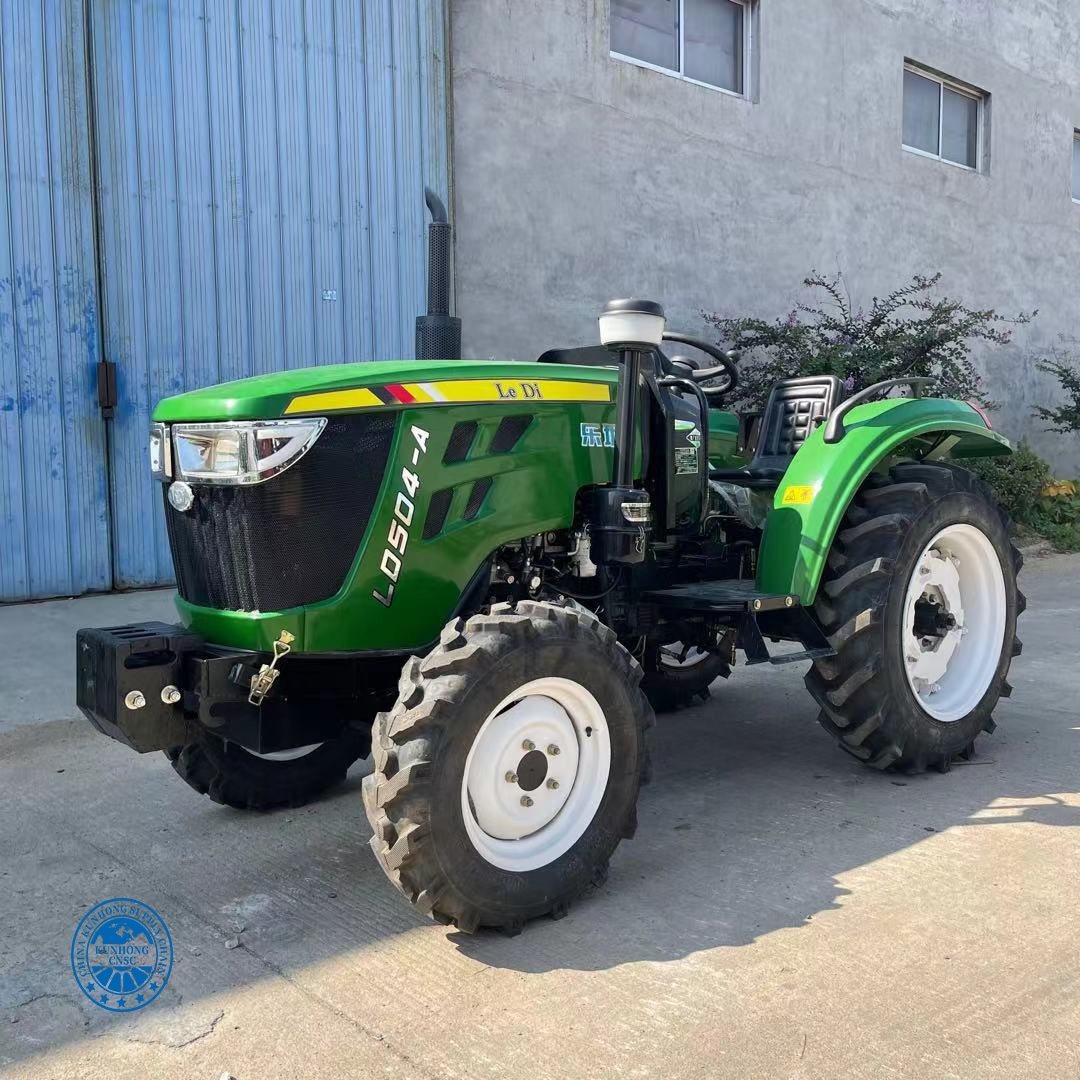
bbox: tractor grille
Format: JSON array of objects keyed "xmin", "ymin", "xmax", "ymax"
[{"xmin": 164, "ymin": 413, "xmax": 397, "ymax": 612}]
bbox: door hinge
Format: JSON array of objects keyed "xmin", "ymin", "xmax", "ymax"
[{"xmin": 97, "ymin": 360, "xmax": 117, "ymax": 419}]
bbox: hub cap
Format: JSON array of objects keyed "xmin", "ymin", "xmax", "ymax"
[
  {"xmin": 461, "ymin": 677, "xmax": 611, "ymax": 871},
  {"xmin": 902, "ymin": 523, "xmax": 1006, "ymax": 722}
]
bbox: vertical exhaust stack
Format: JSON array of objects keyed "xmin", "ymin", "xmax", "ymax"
[{"xmin": 415, "ymin": 188, "xmax": 462, "ymax": 361}]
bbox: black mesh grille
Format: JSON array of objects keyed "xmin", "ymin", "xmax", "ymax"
[
  {"xmin": 463, "ymin": 477, "xmax": 493, "ymax": 521},
  {"xmin": 490, "ymin": 414, "xmax": 533, "ymax": 453},
  {"xmin": 164, "ymin": 413, "xmax": 397, "ymax": 612},
  {"xmin": 423, "ymin": 488, "xmax": 453, "ymax": 540},
  {"xmin": 443, "ymin": 420, "xmax": 478, "ymax": 463}
]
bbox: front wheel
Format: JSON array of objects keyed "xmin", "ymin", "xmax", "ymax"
[
  {"xmin": 806, "ymin": 461, "xmax": 1024, "ymax": 772},
  {"xmin": 166, "ymin": 724, "xmax": 370, "ymax": 810},
  {"xmin": 363, "ymin": 601, "xmax": 652, "ymax": 932}
]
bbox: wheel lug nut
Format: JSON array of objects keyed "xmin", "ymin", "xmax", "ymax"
[
  {"xmin": 547, "ymin": 744, "xmax": 560, "ymax": 756},
  {"xmin": 520, "ymin": 795, "xmax": 534, "ymax": 807},
  {"xmin": 505, "ymin": 771, "xmax": 517, "ymax": 784},
  {"xmin": 546, "ymin": 778, "xmax": 559, "ymax": 790},
  {"xmin": 522, "ymin": 739, "xmax": 535, "ymax": 751}
]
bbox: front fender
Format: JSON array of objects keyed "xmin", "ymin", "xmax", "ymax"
[{"xmin": 756, "ymin": 397, "xmax": 1012, "ymax": 604}]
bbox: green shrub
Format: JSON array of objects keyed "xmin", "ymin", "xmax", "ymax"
[
  {"xmin": 1024, "ymin": 493, "xmax": 1080, "ymax": 551},
  {"xmin": 965, "ymin": 444, "xmax": 1080, "ymax": 551},
  {"xmin": 964, "ymin": 443, "xmax": 1051, "ymax": 520},
  {"xmin": 703, "ymin": 271, "xmax": 1035, "ymax": 412},
  {"xmin": 1034, "ymin": 354, "xmax": 1080, "ymax": 433}
]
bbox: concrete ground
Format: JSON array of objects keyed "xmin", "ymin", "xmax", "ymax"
[{"xmin": 1, "ymin": 557, "xmax": 1078, "ymax": 1080}]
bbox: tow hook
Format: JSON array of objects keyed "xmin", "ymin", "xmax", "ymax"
[{"xmin": 248, "ymin": 630, "xmax": 295, "ymax": 706}]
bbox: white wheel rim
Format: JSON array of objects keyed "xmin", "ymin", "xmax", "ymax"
[
  {"xmin": 659, "ymin": 641, "xmax": 711, "ymax": 669},
  {"xmin": 902, "ymin": 523, "xmax": 1006, "ymax": 722},
  {"xmin": 241, "ymin": 742, "xmax": 323, "ymax": 762},
  {"xmin": 461, "ymin": 677, "xmax": 611, "ymax": 872}
]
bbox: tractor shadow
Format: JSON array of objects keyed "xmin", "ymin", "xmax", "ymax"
[
  {"xmin": 450, "ymin": 677, "xmax": 1080, "ymax": 973},
  {"xmin": 0, "ymin": 688, "xmax": 1076, "ymax": 1070}
]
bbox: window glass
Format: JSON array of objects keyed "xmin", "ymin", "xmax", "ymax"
[
  {"xmin": 942, "ymin": 86, "xmax": 978, "ymax": 167},
  {"xmin": 903, "ymin": 69, "xmax": 940, "ymax": 155},
  {"xmin": 684, "ymin": 0, "xmax": 743, "ymax": 92},
  {"xmin": 611, "ymin": 0, "xmax": 679, "ymax": 71},
  {"xmin": 1072, "ymin": 135, "xmax": 1080, "ymax": 200}
]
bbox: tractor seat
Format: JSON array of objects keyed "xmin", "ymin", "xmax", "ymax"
[{"xmin": 711, "ymin": 375, "xmax": 844, "ymax": 488}]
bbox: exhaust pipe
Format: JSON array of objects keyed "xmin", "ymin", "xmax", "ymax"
[{"xmin": 415, "ymin": 187, "xmax": 461, "ymax": 360}]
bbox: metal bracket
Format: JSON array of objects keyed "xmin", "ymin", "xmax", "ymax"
[{"xmin": 736, "ymin": 606, "xmax": 835, "ymax": 666}]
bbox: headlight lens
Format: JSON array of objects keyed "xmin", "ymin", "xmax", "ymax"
[
  {"xmin": 149, "ymin": 422, "xmax": 172, "ymax": 480},
  {"xmin": 166, "ymin": 418, "xmax": 327, "ymax": 485}
]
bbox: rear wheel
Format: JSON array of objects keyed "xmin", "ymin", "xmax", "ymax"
[
  {"xmin": 363, "ymin": 601, "xmax": 651, "ymax": 932},
  {"xmin": 641, "ymin": 640, "xmax": 730, "ymax": 711},
  {"xmin": 166, "ymin": 724, "xmax": 370, "ymax": 811},
  {"xmin": 806, "ymin": 461, "xmax": 1023, "ymax": 772}
]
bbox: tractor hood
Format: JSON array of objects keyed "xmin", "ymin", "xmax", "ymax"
[{"xmin": 153, "ymin": 359, "xmax": 618, "ymax": 422}]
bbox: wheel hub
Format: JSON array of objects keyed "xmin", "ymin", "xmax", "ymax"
[
  {"xmin": 514, "ymin": 748, "xmax": 549, "ymax": 792},
  {"xmin": 465, "ymin": 695, "xmax": 579, "ymax": 841},
  {"xmin": 461, "ymin": 677, "xmax": 611, "ymax": 871},
  {"xmin": 659, "ymin": 641, "xmax": 710, "ymax": 668},
  {"xmin": 902, "ymin": 523, "xmax": 1006, "ymax": 722}
]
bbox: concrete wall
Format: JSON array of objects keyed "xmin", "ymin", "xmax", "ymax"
[{"xmin": 449, "ymin": 0, "xmax": 1080, "ymax": 471}]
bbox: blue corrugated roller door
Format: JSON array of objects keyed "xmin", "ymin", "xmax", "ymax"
[
  {"xmin": 0, "ymin": 0, "xmax": 111, "ymax": 602},
  {"xmin": 0, "ymin": 0, "xmax": 448, "ymax": 600},
  {"xmin": 91, "ymin": 0, "xmax": 449, "ymax": 589}
]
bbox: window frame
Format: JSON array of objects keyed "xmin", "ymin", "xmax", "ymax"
[
  {"xmin": 610, "ymin": 0, "xmax": 753, "ymax": 100},
  {"xmin": 1072, "ymin": 130, "xmax": 1080, "ymax": 204},
  {"xmin": 902, "ymin": 62, "xmax": 984, "ymax": 173}
]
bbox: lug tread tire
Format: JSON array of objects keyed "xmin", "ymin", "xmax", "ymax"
[
  {"xmin": 806, "ymin": 461, "xmax": 1024, "ymax": 773},
  {"xmin": 166, "ymin": 725, "xmax": 370, "ymax": 811},
  {"xmin": 363, "ymin": 600, "xmax": 652, "ymax": 932},
  {"xmin": 641, "ymin": 646, "xmax": 731, "ymax": 712}
]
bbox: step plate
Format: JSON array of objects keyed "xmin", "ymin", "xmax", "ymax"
[{"xmin": 641, "ymin": 579, "xmax": 798, "ymax": 614}]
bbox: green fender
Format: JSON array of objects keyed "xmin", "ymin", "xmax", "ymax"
[{"xmin": 755, "ymin": 397, "xmax": 1012, "ymax": 604}]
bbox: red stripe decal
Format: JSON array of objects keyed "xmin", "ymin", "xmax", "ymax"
[{"xmin": 385, "ymin": 383, "xmax": 415, "ymax": 403}]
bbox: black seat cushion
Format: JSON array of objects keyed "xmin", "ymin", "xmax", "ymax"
[{"xmin": 712, "ymin": 375, "xmax": 844, "ymax": 486}]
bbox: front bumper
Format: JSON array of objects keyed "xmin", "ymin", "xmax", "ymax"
[{"xmin": 75, "ymin": 622, "xmax": 351, "ymax": 754}]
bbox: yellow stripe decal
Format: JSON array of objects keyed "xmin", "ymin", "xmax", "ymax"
[
  {"xmin": 285, "ymin": 378, "xmax": 610, "ymax": 414},
  {"xmin": 284, "ymin": 386, "xmax": 382, "ymax": 414}
]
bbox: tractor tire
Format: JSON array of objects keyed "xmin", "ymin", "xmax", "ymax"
[
  {"xmin": 641, "ymin": 642, "xmax": 730, "ymax": 711},
  {"xmin": 166, "ymin": 724, "xmax": 370, "ymax": 811},
  {"xmin": 363, "ymin": 600, "xmax": 652, "ymax": 933},
  {"xmin": 805, "ymin": 461, "xmax": 1024, "ymax": 773}
]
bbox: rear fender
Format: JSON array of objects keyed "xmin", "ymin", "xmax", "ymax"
[{"xmin": 756, "ymin": 397, "xmax": 1012, "ymax": 604}]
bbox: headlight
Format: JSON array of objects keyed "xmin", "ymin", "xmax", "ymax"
[
  {"xmin": 167, "ymin": 418, "xmax": 327, "ymax": 486},
  {"xmin": 149, "ymin": 422, "xmax": 172, "ymax": 480}
]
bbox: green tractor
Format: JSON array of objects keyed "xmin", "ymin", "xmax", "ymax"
[{"xmin": 77, "ymin": 192, "xmax": 1024, "ymax": 933}]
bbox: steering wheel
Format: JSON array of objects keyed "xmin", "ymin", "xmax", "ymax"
[{"xmin": 660, "ymin": 332, "xmax": 740, "ymax": 399}]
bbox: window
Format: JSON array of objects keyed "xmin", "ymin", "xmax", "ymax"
[
  {"xmin": 902, "ymin": 64, "xmax": 982, "ymax": 170},
  {"xmin": 611, "ymin": 0, "xmax": 749, "ymax": 97},
  {"xmin": 1072, "ymin": 132, "xmax": 1080, "ymax": 202}
]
